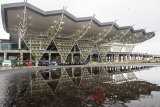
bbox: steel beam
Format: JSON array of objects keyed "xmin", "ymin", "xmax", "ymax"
[{"xmin": 71, "ymin": 14, "xmax": 95, "ymax": 41}]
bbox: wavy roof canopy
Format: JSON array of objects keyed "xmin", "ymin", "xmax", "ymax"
[{"xmin": 1, "ymin": 2, "xmax": 155, "ymax": 44}]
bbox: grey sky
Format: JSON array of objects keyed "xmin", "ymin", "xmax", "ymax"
[{"xmin": 0, "ymin": 0, "xmax": 160, "ymax": 54}]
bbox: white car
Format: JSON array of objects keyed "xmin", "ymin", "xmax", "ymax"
[
  {"xmin": 51, "ymin": 61, "xmax": 57, "ymax": 66},
  {"xmin": 2, "ymin": 60, "xmax": 12, "ymax": 67}
]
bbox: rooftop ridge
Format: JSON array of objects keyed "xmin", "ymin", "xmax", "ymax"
[{"xmin": 1, "ymin": 2, "xmax": 155, "ymax": 36}]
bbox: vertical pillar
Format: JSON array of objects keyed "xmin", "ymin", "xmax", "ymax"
[
  {"xmin": 129, "ymin": 54, "xmax": 131, "ymax": 61},
  {"xmin": 112, "ymin": 54, "xmax": 114, "ymax": 62},
  {"xmin": 114, "ymin": 54, "xmax": 116, "ymax": 62},
  {"xmin": 143, "ymin": 55, "xmax": 145, "ymax": 60},
  {"xmin": 49, "ymin": 53, "xmax": 51, "ymax": 65},
  {"xmin": 35, "ymin": 60, "xmax": 38, "ymax": 66},
  {"xmin": 90, "ymin": 67, "xmax": 93, "ymax": 75},
  {"xmin": 98, "ymin": 54, "xmax": 100, "ymax": 62},
  {"xmin": 146, "ymin": 55, "xmax": 148, "ymax": 60},
  {"xmin": 49, "ymin": 71, "xmax": 52, "ymax": 80},
  {"xmin": 107, "ymin": 55, "xmax": 109, "ymax": 62},
  {"xmin": 149, "ymin": 55, "xmax": 151, "ymax": 60},
  {"xmin": 72, "ymin": 68, "xmax": 75, "ymax": 77},
  {"xmin": 20, "ymin": 52, "xmax": 23, "ymax": 65},
  {"xmin": 139, "ymin": 54, "xmax": 141, "ymax": 60},
  {"xmin": 140, "ymin": 55, "xmax": 143, "ymax": 60},
  {"xmin": 120, "ymin": 54, "xmax": 123, "ymax": 62},
  {"xmin": 74, "ymin": 45, "xmax": 76, "ymax": 52},
  {"xmin": 117, "ymin": 54, "xmax": 119, "ymax": 62},
  {"xmin": 137, "ymin": 54, "xmax": 139, "ymax": 61},
  {"xmin": 141, "ymin": 55, "xmax": 143, "ymax": 60},
  {"xmin": 140, "ymin": 54, "xmax": 142, "ymax": 60},
  {"xmin": 123, "ymin": 54, "xmax": 125, "ymax": 62},
  {"xmin": 115, "ymin": 54, "xmax": 119, "ymax": 62},
  {"xmin": 119, "ymin": 54, "xmax": 121, "ymax": 62},
  {"xmin": 137, "ymin": 54, "xmax": 139, "ymax": 60},
  {"xmin": 111, "ymin": 54, "xmax": 113, "ymax": 62},
  {"xmin": 126, "ymin": 54, "xmax": 129, "ymax": 62},
  {"xmin": 135, "ymin": 54, "xmax": 137, "ymax": 61},
  {"xmin": 90, "ymin": 54, "xmax": 92, "ymax": 62},
  {"xmin": 125, "ymin": 54, "xmax": 128, "ymax": 61},
  {"xmin": 149, "ymin": 55, "xmax": 152, "ymax": 60},
  {"xmin": 18, "ymin": 37, "xmax": 21, "ymax": 49},
  {"xmin": 134, "ymin": 54, "xmax": 136, "ymax": 61},
  {"xmin": 151, "ymin": 55, "xmax": 154, "ymax": 60},
  {"xmin": 104, "ymin": 54, "xmax": 106, "ymax": 62},
  {"xmin": 71, "ymin": 52, "xmax": 74, "ymax": 64},
  {"xmin": 4, "ymin": 51, "xmax": 7, "ymax": 60},
  {"xmin": 60, "ymin": 54, "xmax": 64, "ymax": 64}
]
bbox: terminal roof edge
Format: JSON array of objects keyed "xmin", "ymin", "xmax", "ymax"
[{"xmin": 1, "ymin": 2, "xmax": 155, "ymax": 37}]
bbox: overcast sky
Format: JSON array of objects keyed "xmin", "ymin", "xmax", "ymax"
[{"xmin": 0, "ymin": 0, "xmax": 160, "ymax": 54}]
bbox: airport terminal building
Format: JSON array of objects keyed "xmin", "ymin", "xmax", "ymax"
[{"xmin": 0, "ymin": 2, "xmax": 156, "ymax": 65}]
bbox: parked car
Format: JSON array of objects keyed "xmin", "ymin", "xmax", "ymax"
[
  {"xmin": 2, "ymin": 60, "xmax": 12, "ymax": 67},
  {"xmin": 51, "ymin": 61, "xmax": 58, "ymax": 66},
  {"xmin": 38, "ymin": 60, "xmax": 50, "ymax": 66}
]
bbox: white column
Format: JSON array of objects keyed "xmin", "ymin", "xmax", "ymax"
[
  {"xmin": 49, "ymin": 71, "xmax": 52, "ymax": 80},
  {"xmin": 49, "ymin": 53, "xmax": 51, "ymax": 64},
  {"xmin": 18, "ymin": 37, "xmax": 21, "ymax": 49},
  {"xmin": 109, "ymin": 55, "xmax": 111, "ymax": 62},
  {"xmin": 90, "ymin": 54, "xmax": 92, "ymax": 62},
  {"xmin": 71, "ymin": 53, "xmax": 74, "ymax": 64},
  {"xmin": 72, "ymin": 68, "xmax": 75, "ymax": 77},
  {"xmin": 4, "ymin": 51, "xmax": 7, "ymax": 60},
  {"xmin": 20, "ymin": 52, "xmax": 23, "ymax": 65},
  {"xmin": 116, "ymin": 54, "xmax": 119, "ymax": 62}
]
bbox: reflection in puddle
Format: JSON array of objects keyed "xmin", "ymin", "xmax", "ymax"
[{"xmin": 0, "ymin": 66, "xmax": 160, "ymax": 107}]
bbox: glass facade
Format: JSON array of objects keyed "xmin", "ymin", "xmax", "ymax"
[{"xmin": 0, "ymin": 43, "xmax": 17, "ymax": 50}]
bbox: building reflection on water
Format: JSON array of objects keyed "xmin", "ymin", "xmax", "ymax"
[{"xmin": 1, "ymin": 66, "xmax": 160, "ymax": 107}]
